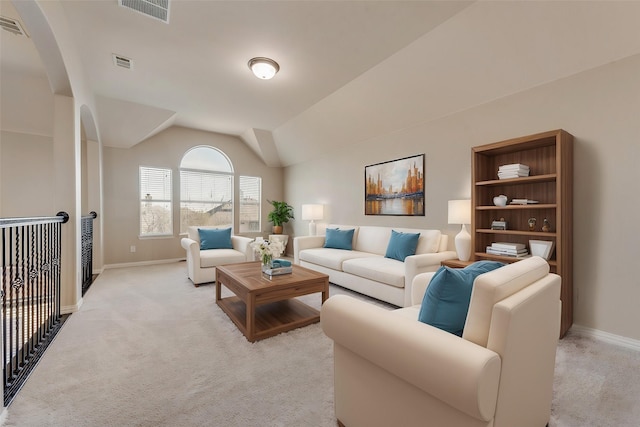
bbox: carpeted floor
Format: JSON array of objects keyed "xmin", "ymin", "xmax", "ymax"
[
  {"xmin": 3, "ymin": 262, "xmax": 640, "ymax": 426},
  {"xmin": 550, "ymin": 331, "xmax": 640, "ymax": 426}
]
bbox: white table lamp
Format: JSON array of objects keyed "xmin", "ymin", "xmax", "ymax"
[
  {"xmin": 301, "ymin": 204, "xmax": 323, "ymax": 236},
  {"xmin": 448, "ymin": 199, "xmax": 471, "ymax": 261}
]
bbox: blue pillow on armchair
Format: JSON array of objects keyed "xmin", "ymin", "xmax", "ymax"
[
  {"xmin": 418, "ymin": 261, "xmax": 505, "ymax": 336},
  {"xmin": 198, "ymin": 227, "xmax": 233, "ymax": 250}
]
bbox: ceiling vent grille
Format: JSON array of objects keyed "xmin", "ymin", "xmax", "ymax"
[
  {"xmin": 0, "ymin": 15, "xmax": 28, "ymax": 36},
  {"xmin": 119, "ymin": 0, "xmax": 169, "ymax": 23},
  {"xmin": 113, "ymin": 54, "xmax": 133, "ymax": 70}
]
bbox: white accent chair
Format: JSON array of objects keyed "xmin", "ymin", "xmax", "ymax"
[
  {"xmin": 321, "ymin": 256, "xmax": 561, "ymax": 427},
  {"xmin": 180, "ymin": 226, "xmax": 254, "ymax": 286}
]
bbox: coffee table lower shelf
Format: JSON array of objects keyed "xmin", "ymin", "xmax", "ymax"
[{"xmin": 218, "ymin": 296, "xmax": 320, "ymax": 342}]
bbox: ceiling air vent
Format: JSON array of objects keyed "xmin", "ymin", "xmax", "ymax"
[
  {"xmin": 119, "ymin": 0, "xmax": 169, "ymax": 23},
  {"xmin": 0, "ymin": 15, "xmax": 28, "ymax": 36},
  {"xmin": 113, "ymin": 54, "xmax": 133, "ymax": 70}
]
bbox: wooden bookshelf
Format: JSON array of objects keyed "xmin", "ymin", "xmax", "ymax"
[{"xmin": 471, "ymin": 129, "xmax": 573, "ymax": 337}]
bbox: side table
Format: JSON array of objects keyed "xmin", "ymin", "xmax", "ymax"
[{"xmin": 441, "ymin": 259, "xmax": 474, "ymax": 269}]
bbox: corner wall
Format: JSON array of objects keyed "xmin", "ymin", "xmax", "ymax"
[{"xmin": 285, "ymin": 54, "xmax": 640, "ymax": 341}]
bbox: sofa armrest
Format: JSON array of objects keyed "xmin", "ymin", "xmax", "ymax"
[
  {"xmin": 181, "ymin": 237, "xmax": 199, "ymax": 255},
  {"xmin": 181, "ymin": 237, "xmax": 199, "ymax": 280},
  {"xmin": 322, "ymin": 295, "xmax": 501, "ymax": 422},
  {"xmin": 231, "ymin": 235, "xmax": 254, "ymax": 261},
  {"xmin": 402, "ymin": 251, "xmax": 457, "ymax": 306},
  {"xmin": 293, "ymin": 235, "xmax": 326, "ymax": 264}
]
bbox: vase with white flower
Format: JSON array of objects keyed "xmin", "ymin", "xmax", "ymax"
[{"xmin": 250, "ymin": 239, "xmax": 285, "ymax": 271}]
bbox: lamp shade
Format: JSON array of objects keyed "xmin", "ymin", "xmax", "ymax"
[
  {"xmin": 302, "ymin": 204, "xmax": 323, "ymax": 236},
  {"xmin": 448, "ymin": 199, "xmax": 471, "ymax": 225},
  {"xmin": 301, "ymin": 204, "xmax": 323, "ymax": 221}
]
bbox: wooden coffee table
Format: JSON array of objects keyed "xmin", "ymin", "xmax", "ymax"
[{"xmin": 215, "ymin": 262, "xmax": 329, "ymax": 342}]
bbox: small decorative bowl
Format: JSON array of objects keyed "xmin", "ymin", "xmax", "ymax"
[{"xmin": 493, "ymin": 195, "xmax": 508, "ymax": 206}]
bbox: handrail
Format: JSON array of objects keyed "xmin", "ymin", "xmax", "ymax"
[
  {"xmin": 81, "ymin": 211, "xmax": 98, "ymax": 220},
  {"xmin": 0, "ymin": 211, "xmax": 69, "ymax": 228}
]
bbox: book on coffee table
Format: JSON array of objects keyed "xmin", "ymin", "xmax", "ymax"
[{"xmin": 262, "ymin": 266, "xmax": 293, "ymax": 277}]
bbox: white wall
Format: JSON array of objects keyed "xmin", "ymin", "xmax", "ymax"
[
  {"xmin": 285, "ymin": 54, "xmax": 640, "ymax": 341},
  {"xmin": 0, "ymin": 70, "xmax": 54, "ymax": 137},
  {"xmin": 102, "ymin": 126, "xmax": 284, "ymax": 265},
  {"xmin": 0, "ymin": 131, "xmax": 54, "ymax": 216},
  {"xmin": 0, "ymin": 70, "xmax": 56, "ymax": 217}
]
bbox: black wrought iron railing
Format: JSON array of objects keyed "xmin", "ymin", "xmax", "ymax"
[
  {"xmin": 81, "ymin": 211, "xmax": 97, "ymax": 296},
  {"xmin": 1, "ymin": 212, "xmax": 69, "ymax": 406}
]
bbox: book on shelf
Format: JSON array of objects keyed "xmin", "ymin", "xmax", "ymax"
[
  {"xmin": 491, "ymin": 242, "xmax": 526, "ymax": 250},
  {"xmin": 498, "ymin": 163, "xmax": 530, "ymax": 171},
  {"xmin": 487, "ymin": 242, "xmax": 529, "ymax": 257},
  {"xmin": 498, "ymin": 171, "xmax": 530, "ymax": 179},
  {"xmin": 486, "ymin": 247, "xmax": 530, "ymax": 258},
  {"xmin": 497, "ymin": 163, "xmax": 530, "ymax": 179},
  {"xmin": 509, "ymin": 199, "xmax": 539, "ymax": 205}
]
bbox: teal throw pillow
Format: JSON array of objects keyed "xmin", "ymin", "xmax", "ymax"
[
  {"xmin": 385, "ymin": 230, "xmax": 420, "ymax": 261},
  {"xmin": 418, "ymin": 261, "xmax": 505, "ymax": 336},
  {"xmin": 198, "ymin": 227, "xmax": 233, "ymax": 250},
  {"xmin": 324, "ymin": 228, "xmax": 354, "ymax": 250}
]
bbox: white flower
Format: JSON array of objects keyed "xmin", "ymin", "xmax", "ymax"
[{"xmin": 250, "ymin": 239, "xmax": 285, "ymax": 260}]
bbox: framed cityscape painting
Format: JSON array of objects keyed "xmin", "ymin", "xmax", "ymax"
[{"xmin": 365, "ymin": 154, "xmax": 425, "ymax": 216}]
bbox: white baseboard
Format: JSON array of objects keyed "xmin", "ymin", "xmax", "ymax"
[
  {"xmin": 103, "ymin": 258, "xmax": 185, "ymax": 270},
  {"xmin": 62, "ymin": 298, "xmax": 82, "ymax": 315},
  {"xmin": 570, "ymin": 324, "xmax": 640, "ymax": 352}
]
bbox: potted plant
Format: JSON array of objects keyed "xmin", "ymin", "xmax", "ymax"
[{"xmin": 267, "ymin": 200, "xmax": 294, "ymax": 234}]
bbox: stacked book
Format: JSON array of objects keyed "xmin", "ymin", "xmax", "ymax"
[
  {"xmin": 262, "ymin": 258, "xmax": 293, "ymax": 277},
  {"xmin": 510, "ymin": 198, "xmax": 538, "ymax": 205},
  {"xmin": 498, "ymin": 163, "xmax": 530, "ymax": 179},
  {"xmin": 486, "ymin": 242, "xmax": 529, "ymax": 258}
]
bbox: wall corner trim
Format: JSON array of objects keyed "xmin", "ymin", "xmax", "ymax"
[
  {"xmin": 61, "ymin": 299, "xmax": 82, "ymax": 315},
  {"xmin": 570, "ymin": 324, "xmax": 640, "ymax": 352}
]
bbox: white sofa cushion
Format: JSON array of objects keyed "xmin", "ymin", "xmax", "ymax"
[
  {"xmin": 299, "ymin": 248, "xmax": 376, "ymax": 271},
  {"xmin": 343, "ymin": 257, "xmax": 406, "ymax": 288},
  {"xmin": 393, "ymin": 227, "xmax": 442, "ymax": 254},
  {"xmin": 354, "ymin": 226, "xmax": 392, "ymax": 255},
  {"xmin": 199, "ymin": 249, "xmax": 247, "ymax": 268},
  {"xmin": 413, "ymin": 229, "xmax": 442, "ymax": 254}
]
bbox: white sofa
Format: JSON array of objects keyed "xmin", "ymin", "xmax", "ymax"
[
  {"xmin": 293, "ymin": 224, "xmax": 457, "ymax": 307},
  {"xmin": 321, "ymin": 256, "xmax": 561, "ymax": 427},
  {"xmin": 180, "ymin": 226, "xmax": 254, "ymax": 285}
]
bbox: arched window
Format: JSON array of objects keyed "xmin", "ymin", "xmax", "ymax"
[{"xmin": 180, "ymin": 146, "xmax": 234, "ymax": 233}]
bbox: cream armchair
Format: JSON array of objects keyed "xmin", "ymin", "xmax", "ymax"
[
  {"xmin": 321, "ymin": 256, "xmax": 560, "ymax": 427},
  {"xmin": 180, "ymin": 226, "xmax": 254, "ymax": 285}
]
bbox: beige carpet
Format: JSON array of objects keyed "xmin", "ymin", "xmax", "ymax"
[{"xmin": 3, "ymin": 262, "xmax": 640, "ymax": 426}]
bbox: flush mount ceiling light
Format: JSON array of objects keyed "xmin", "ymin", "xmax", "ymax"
[{"xmin": 248, "ymin": 57, "xmax": 280, "ymax": 80}]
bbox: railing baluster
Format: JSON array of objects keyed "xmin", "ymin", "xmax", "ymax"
[
  {"xmin": 1, "ymin": 212, "xmax": 69, "ymax": 405},
  {"xmin": 81, "ymin": 212, "xmax": 97, "ymax": 296}
]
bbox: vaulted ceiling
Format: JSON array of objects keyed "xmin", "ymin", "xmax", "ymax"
[{"xmin": 2, "ymin": 1, "xmax": 640, "ymax": 167}]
